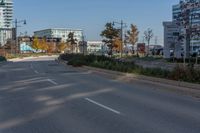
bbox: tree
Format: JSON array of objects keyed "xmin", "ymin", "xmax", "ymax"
[
  {"xmin": 144, "ymin": 28, "xmax": 153, "ymax": 56},
  {"xmin": 67, "ymin": 32, "xmax": 77, "ymax": 53},
  {"xmin": 101, "ymin": 23, "xmax": 120, "ymax": 56},
  {"xmin": 39, "ymin": 38, "xmax": 48, "ymax": 52},
  {"xmin": 47, "ymin": 42, "xmax": 56, "ymax": 53},
  {"xmin": 127, "ymin": 24, "xmax": 139, "ymax": 54},
  {"xmin": 57, "ymin": 42, "xmax": 67, "ymax": 53},
  {"xmin": 31, "ymin": 36, "xmax": 40, "ymax": 51},
  {"xmin": 113, "ymin": 37, "xmax": 122, "ymax": 53}
]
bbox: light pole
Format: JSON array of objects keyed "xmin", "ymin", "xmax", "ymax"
[
  {"xmin": 82, "ymin": 35, "xmax": 86, "ymax": 55},
  {"xmin": 14, "ymin": 19, "xmax": 26, "ymax": 54},
  {"xmin": 113, "ymin": 20, "xmax": 126, "ymax": 58}
]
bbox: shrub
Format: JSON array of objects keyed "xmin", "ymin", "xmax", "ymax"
[
  {"xmin": 60, "ymin": 54, "xmax": 200, "ymax": 84},
  {"xmin": 0, "ymin": 56, "xmax": 7, "ymax": 62}
]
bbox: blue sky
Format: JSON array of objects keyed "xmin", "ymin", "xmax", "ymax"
[{"xmin": 14, "ymin": 0, "xmax": 179, "ymax": 44}]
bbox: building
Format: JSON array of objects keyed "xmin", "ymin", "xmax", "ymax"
[
  {"xmin": 18, "ymin": 36, "xmax": 62, "ymax": 53},
  {"xmin": 34, "ymin": 28, "xmax": 83, "ymax": 43},
  {"xmin": 163, "ymin": 0, "xmax": 200, "ymax": 58},
  {"xmin": 87, "ymin": 41, "xmax": 106, "ymax": 55},
  {"xmin": 0, "ymin": 0, "xmax": 13, "ymax": 46},
  {"xmin": 34, "ymin": 28, "xmax": 83, "ymax": 53},
  {"xmin": 163, "ymin": 22, "xmax": 183, "ymax": 58}
]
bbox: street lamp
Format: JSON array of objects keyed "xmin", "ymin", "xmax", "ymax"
[
  {"xmin": 81, "ymin": 34, "xmax": 86, "ymax": 55},
  {"xmin": 112, "ymin": 20, "xmax": 127, "ymax": 58},
  {"xmin": 14, "ymin": 19, "xmax": 27, "ymax": 54}
]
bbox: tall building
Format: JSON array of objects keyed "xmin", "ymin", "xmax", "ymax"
[
  {"xmin": 0, "ymin": 0, "xmax": 13, "ymax": 46},
  {"xmin": 163, "ymin": 0, "xmax": 200, "ymax": 58}
]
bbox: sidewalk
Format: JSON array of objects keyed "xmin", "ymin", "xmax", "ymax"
[{"xmin": 8, "ymin": 55, "xmax": 59, "ymax": 62}]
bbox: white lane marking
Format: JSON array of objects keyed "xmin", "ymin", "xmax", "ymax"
[
  {"xmin": 85, "ymin": 98, "xmax": 121, "ymax": 115},
  {"xmin": 47, "ymin": 79, "xmax": 58, "ymax": 85},
  {"xmin": 34, "ymin": 70, "xmax": 39, "ymax": 74}
]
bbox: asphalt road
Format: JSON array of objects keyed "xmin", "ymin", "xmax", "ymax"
[{"xmin": 0, "ymin": 56, "xmax": 200, "ymax": 133}]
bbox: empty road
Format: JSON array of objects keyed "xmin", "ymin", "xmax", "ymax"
[{"xmin": 0, "ymin": 56, "xmax": 200, "ymax": 133}]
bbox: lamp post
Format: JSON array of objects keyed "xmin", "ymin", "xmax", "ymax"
[
  {"xmin": 14, "ymin": 19, "xmax": 26, "ymax": 54},
  {"xmin": 82, "ymin": 35, "xmax": 86, "ymax": 55},
  {"xmin": 113, "ymin": 20, "xmax": 126, "ymax": 58}
]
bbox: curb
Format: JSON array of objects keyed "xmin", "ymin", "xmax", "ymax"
[
  {"xmin": 8, "ymin": 55, "xmax": 59, "ymax": 62},
  {"xmin": 58, "ymin": 58, "xmax": 200, "ymax": 91},
  {"xmin": 82, "ymin": 66, "xmax": 200, "ymax": 91}
]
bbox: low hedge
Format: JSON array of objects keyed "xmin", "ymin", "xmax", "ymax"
[
  {"xmin": 0, "ymin": 56, "xmax": 6, "ymax": 62},
  {"xmin": 60, "ymin": 54, "xmax": 200, "ymax": 84}
]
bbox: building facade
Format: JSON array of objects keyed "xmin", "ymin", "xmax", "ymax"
[
  {"xmin": 163, "ymin": 22, "xmax": 183, "ymax": 58},
  {"xmin": 87, "ymin": 41, "xmax": 106, "ymax": 55},
  {"xmin": 0, "ymin": 0, "xmax": 13, "ymax": 46},
  {"xmin": 34, "ymin": 28, "xmax": 83, "ymax": 43},
  {"xmin": 163, "ymin": 0, "xmax": 200, "ymax": 58},
  {"xmin": 18, "ymin": 36, "xmax": 62, "ymax": 53}
]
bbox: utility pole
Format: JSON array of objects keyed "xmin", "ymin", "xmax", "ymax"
[
  {"xmin": 15, "ymin": 19, "xmax": 18, "ymax": 54},
  {"xmin": 113, "ymin": 20, "xmax": 126, "ymax": 58},
  {"xmin": 14, "ymin": 19, "xmax": 26, "ymax": 54},
  {"xmin": 82, "ymin": 35, "xmax": 86, "ymax": 55},
  {"xmin": 120, "ymin": 20, "xmax": 123, "ymax": 58}
]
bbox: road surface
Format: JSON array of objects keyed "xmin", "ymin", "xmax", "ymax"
[{"xmin": 0, "ymin": 56, "xmax": 200, "ymax": 133}]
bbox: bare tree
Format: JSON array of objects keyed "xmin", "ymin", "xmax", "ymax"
[{"xmin": 144, "ymin": 28, "xmax": 153, "ymax": 56}]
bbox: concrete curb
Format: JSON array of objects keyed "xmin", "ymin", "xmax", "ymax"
[
  {"xmin": 82, "ymin": 66, "xmax": 200, "ymax": 91},
  {"xmin": 58, "ymin": 58, "xmax": 200, "ymax": 91},
  {"xmin": 8, "ymin": 55, "xmax": 59, "ymax": 62}
]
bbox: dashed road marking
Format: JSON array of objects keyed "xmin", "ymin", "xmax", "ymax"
[
  {"xmin": 34, "ymin": 70, "xmax": 39, "ymax": 74},
  {"xmin": 47, "ymin": 79, "xmax": 58, "ymax": 85},
  {"xmin": 85, "ymin": 98, "xmax": 121, "ymax": 115}
]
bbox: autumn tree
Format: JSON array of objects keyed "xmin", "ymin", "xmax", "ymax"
[
  {"xmin": 39, "ymin": 38, "xmax": 48, "ymax": 52},
  {"xmin": 57, "ymin": 42, "xmax": 67, "ymax": 53},
  {"xmin": 113, "ymin": 37, "xmax": 122, "ymax": 53},
  {"xmin": 31, "ymin": 37, "xmax": 40, "ymax": 51},
  {"xmin": 127, "ymin": 24, "xmax": 139, "ymax": 54},
  {"xmin": 67, "ymin": 32, "xmax": 77, "ymax": 53},
  {"xmin": 101, "ymin": 23, "xmax": 120, "ymax": 56},
  {"xmin": 144, "ymin": 28, "xmax": 154, "ymax": 56},
  {"xmin": 47, "ymin": 42, "xmax": 56, "ymax": 53}
]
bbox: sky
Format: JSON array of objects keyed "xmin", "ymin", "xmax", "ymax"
[{"xmin": 14, "ymin": 0, "xmax": 180, "ymax": 45}]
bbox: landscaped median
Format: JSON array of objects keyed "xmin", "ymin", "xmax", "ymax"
[
  {"xmin": 0, "ymin": 56, "xmax": 7, "ymax": 62},
  {"xmin": 59, "ymin": 54, "xmax": 200, "ymax": 88}
]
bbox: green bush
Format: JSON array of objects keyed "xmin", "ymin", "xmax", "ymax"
[
  {"xmin": 60, "ymin": 54, "xmax": 200, "ymax": 84},
  {"xmin": 0, "ymin": 56, "xmax": 7, "ymax": 62},
  {"xmin": 169, "ymin": 65, "xmax": 200, "ymax": 83}
]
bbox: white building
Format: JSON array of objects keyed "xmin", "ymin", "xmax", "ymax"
[
  {"xmin": 163, "ymin": 22, "xmax": 183, "ymax": 58},
  {"xmin": 34, "ymin": 28, "xmax": 83, "ymax": 43},
  {"xmin": 87, "ymin": 41, "xmax": 106, "ymax": 55},
  {"xmin": 0, "ymin": 0, "xmax": 13, "ymax": 46}
]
